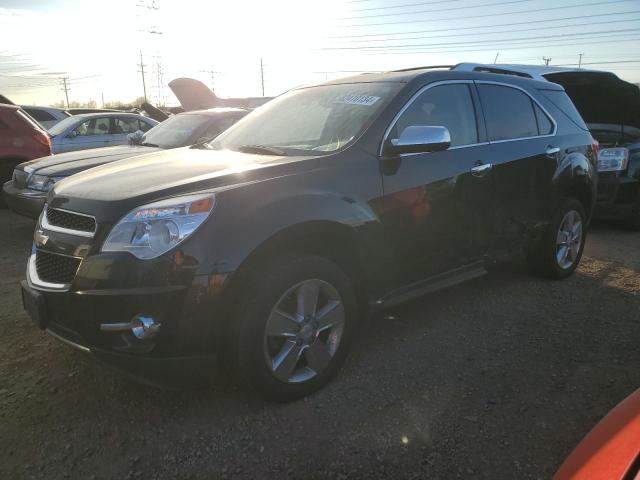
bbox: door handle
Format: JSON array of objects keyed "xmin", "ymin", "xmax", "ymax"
[
  {"xmin": 546, "ymin": 146, "xmax": 560, "ymax": 157},
  {"xmin": 471, "ymin": 162, "xmax": 492, "ymax": 177}
]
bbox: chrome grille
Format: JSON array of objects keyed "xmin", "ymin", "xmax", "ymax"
[
  {"xmin": 46, "ymin": 207, "xmax": 96, "ymax": 234},
  {"xmin": 13, "ymin": 169, "xmax": 28, "ymax": 188},
  {"xmin": 35, "ymin": 250, "xmax": 81, "ymax": 285}
]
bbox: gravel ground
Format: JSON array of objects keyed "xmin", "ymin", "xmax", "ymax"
[{"xmin": 1, "ymin": 208, "xmax": 639, "ymax": 480}]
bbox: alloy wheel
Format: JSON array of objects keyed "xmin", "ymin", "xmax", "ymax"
[
  {"xmin": 556, "ymin": 209, "xmax": 583, "ymax": 269},
  {"xmin": 263, "ymin": 279, "xmax": 345, "ymax": 383}
]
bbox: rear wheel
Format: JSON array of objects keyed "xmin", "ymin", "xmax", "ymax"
[
  {"xmin": 527, "ymin": 198, "xmax": 587, "ymax": 279},
  {"xmin": 235, "ymin": 253, "xmax": 357, "ymax": 401},
  {"xmin": 0, "ymin": 159, "xmax": 21, "ymax": 208}
]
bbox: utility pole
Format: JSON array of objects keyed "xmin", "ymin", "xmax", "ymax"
[
  {"xmin": 101, "ymin": 92, "xmax": 105, "ymax": 108},
  {"xmin": 260, "ymin": 58, "xmax": 265, "ymax": 97},
  {"xmin": 60, "ymin": 77, "xmax": 70, "ymax": 108},
  {"xmin": 199, "ymin": 68, "xmax": 218, "ymax": 95},
  {"xmin": 138, "ymin": 50, "xmax": 148, "ymax": 102},
  {"xmin": 493, "ymin": 52, "xmax": 500, "ymax": 64},
  {"xmin": 542, "ymin": 57, "xmax": 552, "ymax": 66},
  {"xmin": 578, "ymin": 53, "xmax": 584, "ymax": 69}
]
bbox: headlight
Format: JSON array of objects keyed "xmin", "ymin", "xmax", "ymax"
[
  {"xmin": 597, "ymin": 148, "xmax": 629, "ymax": 172},
  {"xmin": 27, "ymin": 174, "xmax": 65, "ymax": 192},
  {"xmin": 102, "ymin": 193, "xmax": 215, "ymax": 259}
]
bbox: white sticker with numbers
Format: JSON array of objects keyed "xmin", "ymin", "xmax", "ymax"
[{"xmin": 334, "ymin": 94, "xmax": 380, "ymax": 106}]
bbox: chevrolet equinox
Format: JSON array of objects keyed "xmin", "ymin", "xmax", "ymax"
[{"xmin": 21, "ymin": 69, "xmax": 597, "ymax": 400}]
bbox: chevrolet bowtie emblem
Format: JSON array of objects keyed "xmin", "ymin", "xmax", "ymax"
[{"xmin": 34, "ymin": 229, "xmax": 49, "ymax": 247}]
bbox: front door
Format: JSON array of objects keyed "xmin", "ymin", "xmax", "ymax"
[
  {"xmin": 376, "ymin": 81, "xmax": 494, "ymax": 287},
  {"xmin": 62, "ymin": 117, "xmax": 113, "ymax": 152}
]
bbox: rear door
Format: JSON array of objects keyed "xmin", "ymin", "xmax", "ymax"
[
  {"xmin": 378, "ymin": 81, "xmax": 494, "ymax": 285},
  {"xmin": 475, "ymin": 81, "xmax": 558, "ymax": 254}
]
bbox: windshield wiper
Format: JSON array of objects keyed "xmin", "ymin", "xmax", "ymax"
[
  {"xmin": 140, "ymin": 142, "xmax": 159, "ymax": 147},
  {"xmin": 234, "ymin": 144, "xmax": 287, "ymax": 156}
]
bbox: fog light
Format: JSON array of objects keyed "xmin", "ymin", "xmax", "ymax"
[
  {"xmin": 131, "ymin": 315, "xmax": 160, "ymax": 340},
  {"xmin": 100, "ymin": 314, "xmax": 161, "ymax": 340}
]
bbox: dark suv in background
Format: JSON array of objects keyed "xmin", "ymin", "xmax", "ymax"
[{"xmin": 21, "ymin": 69, "xmax": 596, "ymax": 400}]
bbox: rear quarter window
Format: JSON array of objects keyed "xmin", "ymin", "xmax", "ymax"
[
  {"xmin": 539, "ymin": 89, "xmax": 589, "ymax": 131},
  {"xmin": 23, "ymin": 108, "xmax": 56, "ymax": 122}
]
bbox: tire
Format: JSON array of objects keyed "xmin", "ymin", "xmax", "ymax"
[
  {"xmin": 527, "ymin": 198, "xmax": 587, "ymax": 280},
  {"xmin": 0, "ymin": 160, "xmax": 20, "ymax": 209},
  {"xmin": 235, "ymin": 253, "xmax": 357, "ymax": 401},
  {"xmin": 626, "ymin": 209, "xmax": 640, "ymax": 232}
]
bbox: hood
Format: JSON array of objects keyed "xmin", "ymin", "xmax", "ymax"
[
  {"xmin": 545, "ymin": 71, "xmax": 640, "ymax": 145},
  {"xmin": 168, "ymin": 78, "xmax": 219, "ymax": 111},
  {"xmin": 20, "ymin": 145, "xmax": 162, "ymax": 177},
  {"xmin": 51, "ymin": 147, "xmax": 316, "ymax": 220}
]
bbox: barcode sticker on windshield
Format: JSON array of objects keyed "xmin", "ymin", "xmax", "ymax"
[{"xmin": 335, "ymin": 94, "xmax": 380, "ymax": 106}]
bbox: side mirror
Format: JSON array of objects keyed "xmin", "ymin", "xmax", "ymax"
[
  {"xmin": 66, "ymin": 130, "xmax": 78, "ymax": 139},
  {"xmin": 128, "ymin": 130, "xmax": 144, "ymax": 145},
  {"xmin": 385, "ymin": 125, "xmax": 451, "ymax": 155}
]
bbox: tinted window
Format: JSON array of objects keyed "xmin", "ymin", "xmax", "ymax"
[
  {"xmin": 539, "ymin": 89, "xmax": 589, "ymax": 131},
  {"xmin": 24, "ymin": 108, "xmax": 55, "ymax": 122},
  {"xmin": 75, "ymin": 117, "xmax": 110, "ymax": 136},
  {"xmin": 478, "ymin": 84, "xmax": 538, "ymax": 141},
  {"xmin": 534, "ymin": 103, "xmax": 553, "ymax": 135},
  {"xmin": 392, "ymin": 84, "xmax": 478, "ymax": 147}
]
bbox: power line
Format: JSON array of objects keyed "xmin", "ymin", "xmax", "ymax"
[
  {"xmin": 329, "ymin": 0, "xmax": 637, "ymax": 28},
  {"xmin": 322, "ymin": 28, "xmax": 640, "ymax": 51},
  {"xmin": 331, "ymin": 15, "xmax": 640, "ymax": 44},
  {"xmin": 328, "ymin": 10, "xmax": 640, "ymax": 38},
  {"xmin": 349, "ymin": 0, "xmax": 466, "ymax": 13},
  {"xmin": 337, "ymin": 0, "xmax": 533, "ymax": 21},
  {"xmin": 355, "ymin": 34, "xmax": 640, "ymax": 55}
]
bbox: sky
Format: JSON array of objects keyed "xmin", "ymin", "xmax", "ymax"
[{"xmin": 1, "ymin": 0, "xmax": 639, "ymax": 107}]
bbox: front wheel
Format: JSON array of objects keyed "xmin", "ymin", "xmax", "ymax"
[
  {"xmin": 527, "ymin": 198, "xmax": 587, "ymax": 279},
  {"xmin": 235, "ymin": 253, "xmax": 357, "ymax": 401}
]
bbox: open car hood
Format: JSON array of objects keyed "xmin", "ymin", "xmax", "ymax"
[
  {"xmin": 168, "ymin": 78, "xmax": 219, "ymax": 111},
  {"xmin": 544, "ymin": 71, "xmax": 640, "ymax": 145}
]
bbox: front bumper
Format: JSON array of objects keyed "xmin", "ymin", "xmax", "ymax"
[
  {"xmin": 593, "ymin": 172, "xmax": 640, "ymax": 220},
  {"xmin": 22, "ymin": 247, "xmax": 234, "ymax": 386},
  {"xmin": 2, "ymin": 181, "xmax": 46, "ymax": 219}
]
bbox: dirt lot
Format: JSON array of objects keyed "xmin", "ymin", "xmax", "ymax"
[{"xmin": 1, "ymin": 209, "xmax": 639, "ymax": 480}]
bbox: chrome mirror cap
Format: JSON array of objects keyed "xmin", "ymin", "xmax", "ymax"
[{"xmin": 385, "ymin": 125, "xmax": 451, "ymax": 155}]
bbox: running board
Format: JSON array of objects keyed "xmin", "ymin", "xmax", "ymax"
[{"xmin": 376, "ymin": 261, "xmax": 487, "ymax": 309}]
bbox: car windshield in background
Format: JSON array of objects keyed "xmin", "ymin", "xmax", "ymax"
[
  {"xmin": 47, "ymin": 116, "xmax": 80, "ymax": 135},
  {"xmin": 141, "ymin": 113, "xmax": 213, "ymax": 149},
  {"xmin": 209, "ymin": 82, "xmax": 403, "ymax": 155}
]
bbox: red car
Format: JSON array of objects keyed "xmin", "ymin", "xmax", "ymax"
[
  {"xmin": 555, "ymin": 388, "xmax": 640, "ymax": 480},
  {"xmin": 0, "ymin": 103, "xmax": 52, "ymax": 205}
]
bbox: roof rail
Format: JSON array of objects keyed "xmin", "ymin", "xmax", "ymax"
[{"xmin": 390, "ymin": 65, "xmax": 454, "ymax": 73}]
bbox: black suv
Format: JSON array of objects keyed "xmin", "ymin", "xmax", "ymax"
[{"xmin": 21, "ymin": 69, "xmax": 596, "ymax": 400}]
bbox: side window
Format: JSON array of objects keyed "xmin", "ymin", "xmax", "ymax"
[
  {"xmin": 392, "ymin": 84, "xmax": 478, "ymax": 147},
  {"xmin": 113, "ymin": 117, "xmax": 141, "ymax": 134},
  {"xmin": 24, "ymin": 108, "xmax": 55, "ymax": 122},
  {"xmin": 534, "ymin": 103, "xmax": 553, "ymax": 135},
  {"xmin": 477, "ymin": 84, "xmax": 538, "ymax": 141},
  {"xmin": 74, "ymin": 117, "xmax": 111, "ymax": 136},
  {"xmin": 138, "ymin": 119, "xmax": 153, "ymax": 132}
]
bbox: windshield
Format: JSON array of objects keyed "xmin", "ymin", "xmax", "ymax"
[
  {"xmin": 48, "ymin": 116, "xmax": 80, "ymax": 135},
  {"xmin": 209, "ymin": 82, "xmax": 403, "ymax": 155},
  {"xmin": 141, "ymin": 113, "xmax": 215, "ymax": 149}
]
